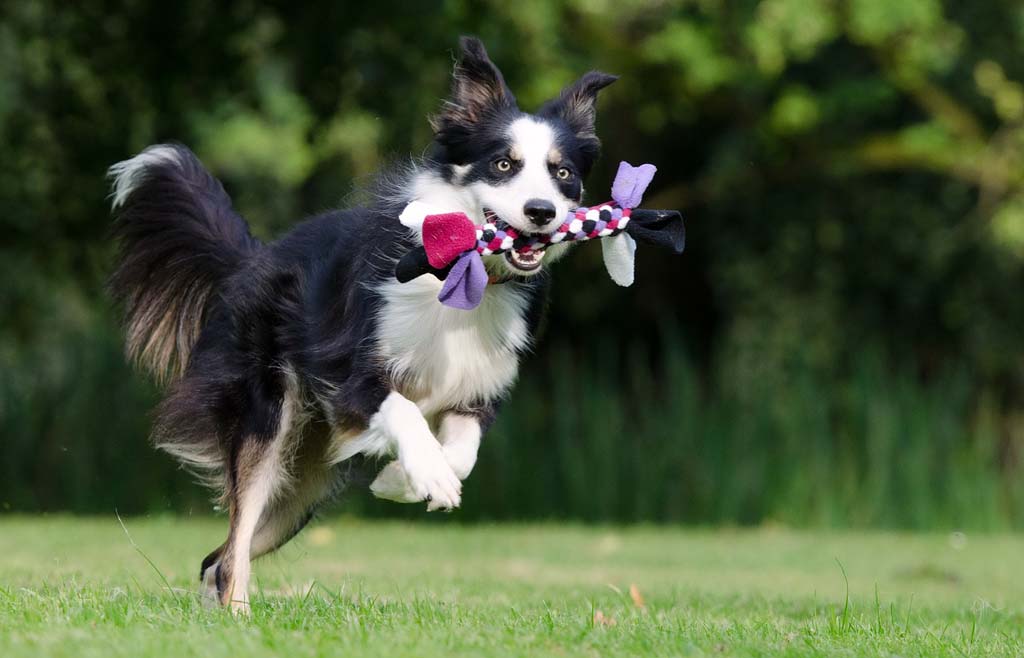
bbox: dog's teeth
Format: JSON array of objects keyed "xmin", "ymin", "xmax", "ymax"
[{"xmin": 507, "ymin": 246, "xmax": 546, "ymax": 271}]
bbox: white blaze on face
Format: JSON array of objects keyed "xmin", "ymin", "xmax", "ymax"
[{"xmin": 469, "ymin": 117, "xmax": 572, "ymax": 235}]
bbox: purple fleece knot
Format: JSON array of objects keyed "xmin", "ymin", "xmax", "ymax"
[
  {"xmin": 438, "ymin": 251, "xmax": 487, "ymax": 309},
  {"xmin": 611, "ymin": 161, "xmax": 657, "ymax": 209}
]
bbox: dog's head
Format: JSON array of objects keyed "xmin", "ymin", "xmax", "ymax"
[{"xmin": 429, "ymin": 37, "xmax": 617, "ymax": 276}]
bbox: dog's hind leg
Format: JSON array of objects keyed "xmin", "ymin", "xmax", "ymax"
[
  {"xmin": 200, "ymin": 421, "xmax": 337, "ymax": 606},
  {"xmin": 199, "ymin": 468, "xmax": 330, "ymax": 608},
  {"xmin": 211, "ymin": 440, "xmax": 288, "ymax": 612},
  {"xmin": 248, "ymin": 455, "xmax": 336, "ymax": 559},
  {"xmin": 201, "ymin": 394, "xmax": 297, "ymax": 613}
]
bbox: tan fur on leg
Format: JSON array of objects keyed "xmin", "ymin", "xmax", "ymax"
[{"xmin": 217, "ymin": 439, "xmax": 288, "ymax": 613}]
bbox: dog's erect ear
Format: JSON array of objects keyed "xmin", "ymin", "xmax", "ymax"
[
  {"xmin": 432, "ymin": 37, "xmax": 515, "ymax": 131},
  {"xmin": 541, "ymin": 71, "xmax": 618, "ymax": 141}
]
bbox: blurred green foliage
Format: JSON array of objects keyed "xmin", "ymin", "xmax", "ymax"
[{"xmin": 2, "ymin": 0, "xmax": 1024, "ymax": 527}]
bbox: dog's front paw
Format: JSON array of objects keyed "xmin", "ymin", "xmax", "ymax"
[
  {"xmin": 403, "ymin": 442, "xmax": 462, "ymax": 511},
  {"xmin": 370, "ymin": 448, "xmax": 462, "ymax": 510},
  {"xmin": 370, "ymin": 461, "xmax": 419, "ymax": 503}
]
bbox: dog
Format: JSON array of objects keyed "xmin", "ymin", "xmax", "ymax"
[{"xmin": 108, "ymin": 36, "xmax": 617, "ymax": 611}]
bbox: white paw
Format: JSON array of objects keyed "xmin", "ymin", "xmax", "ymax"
[
  {"xmin": 370, "ymin": 461, "xmax": 420, "ymax": 503},
  {"xmin": 402, "ymin": 441, "xmax": 462, "ymax": 511},
  {"xmin": 228, "ymin": 591, "xmax": 251, "ymax": 615},
  {"xmin": 199, "ymin": 561, "xmax": 250, "ymax": 613},
  {"xmin": 370, "ymin": 452, "xmax": 462, "ymax": 510}
]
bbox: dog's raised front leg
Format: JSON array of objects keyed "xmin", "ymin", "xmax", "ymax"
[
  {"xmin": 370, "ymin": 411, "xmax": 481, "ymax": 509},
  {"xmin": 368, "ymin": 392, "xmax": 462, "ymax": 510},
  {"xmin": 437, "ymin": 413, "xmax": 481, "ymax": 480}
]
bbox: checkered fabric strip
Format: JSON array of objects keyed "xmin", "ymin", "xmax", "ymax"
[{"xmin": 474, "ymin": 204, "xmax": 632, "ymax": 256}]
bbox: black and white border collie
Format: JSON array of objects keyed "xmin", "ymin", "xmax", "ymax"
[{"xmin": 108, "ymin": 37, "xmax": 616, "ymax": 611}]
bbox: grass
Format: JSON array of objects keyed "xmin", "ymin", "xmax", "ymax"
[{"xmin": 0, "ymin": 517, "xmax": 1022, "ymax": 657}]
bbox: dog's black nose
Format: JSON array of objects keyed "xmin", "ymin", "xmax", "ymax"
[{"xmin": 523, "ymin": 199, "xmax": 556, "ymax": 226}]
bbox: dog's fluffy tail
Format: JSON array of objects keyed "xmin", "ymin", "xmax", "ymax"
[{"xmin": 108, "ymin": 144, "xmax": 260, "ymax": 384}]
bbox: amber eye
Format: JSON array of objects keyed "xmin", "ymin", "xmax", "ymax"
[
  {"xmin": 556, "ymin": 167, "xmax": 572, "ymax": 180},
  {"xmin": 495, "ymin": 158, "xmax": 512, "ymax": 172}
]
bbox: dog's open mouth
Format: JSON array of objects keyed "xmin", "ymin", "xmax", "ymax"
[
  {"xmin": 481, "ymin": 208, "xmax": 547, "ymax": 273},
  {"xmin": 505, "ymin": 249, "xmax": 545, "ymax": 272}
]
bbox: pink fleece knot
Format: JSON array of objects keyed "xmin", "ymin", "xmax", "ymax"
[{"xmin": 422, "ymin": 212, "xmax": 478, "ymax": 269}]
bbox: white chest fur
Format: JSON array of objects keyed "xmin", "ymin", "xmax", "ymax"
[{"xmin": 375, "ymin": 275, "xmax": 531, "ymax": 416}]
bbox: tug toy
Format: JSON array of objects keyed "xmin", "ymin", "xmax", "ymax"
[{"xmin": 395, "ymin": 162, "xmax": 685, "ymax": 309}]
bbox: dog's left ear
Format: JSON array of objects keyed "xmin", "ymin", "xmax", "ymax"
[
  {"xmin": 432, "ymin": 36, "xmax": 516, "ymax": 132},
  {"xmin": 541, "ymin": 71, "xmax": 618, "ymax": 142}
]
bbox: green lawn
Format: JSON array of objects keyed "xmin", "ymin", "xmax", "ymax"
[{"xmin": 0, "ymin": 517, "xmax": 1021, "ymax": 657}]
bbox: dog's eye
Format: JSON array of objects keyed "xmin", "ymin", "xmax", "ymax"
[
  {"xmin": 556, "ymin": 167, "xmax": 572, "ymax": 180},
  {"xmin": 495, "ymin": 158, "xmax": 512, "ymax": 173}
]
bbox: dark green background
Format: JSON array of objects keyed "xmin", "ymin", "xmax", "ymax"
[{"xmin": 3, "ymin": 0, "xmax": 1024, "ymax": 528}]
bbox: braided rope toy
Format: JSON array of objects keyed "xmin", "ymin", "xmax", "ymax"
[{"xmin": 395, "ymin": 162, "xmax": 685, "ymax": 309}]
